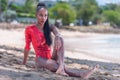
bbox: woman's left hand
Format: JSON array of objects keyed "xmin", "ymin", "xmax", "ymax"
[{"xmin": 54, "ymin": 35, "xmax": 63, "ymax": 50}]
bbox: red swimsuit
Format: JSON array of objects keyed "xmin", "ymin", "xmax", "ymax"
[{"xmin": 24, "ymin": 25, "xmax": 52, "ymax": 59}]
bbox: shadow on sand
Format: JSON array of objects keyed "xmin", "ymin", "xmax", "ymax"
[{"xmin": 0, "ymin": 45, "xmax": 120, "ymax": 80}]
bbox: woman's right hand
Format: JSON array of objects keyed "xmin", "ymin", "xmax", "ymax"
[{"xmin": 54, "ymin": 35, "xmax": 63, "ymax": 50}]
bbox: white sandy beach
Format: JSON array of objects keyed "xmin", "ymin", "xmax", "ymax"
[
  {"xmin": 0, "ymin": 26, "xmax": 120, "ymax": 80},
  {"xmin": 0, "ymin": 29, "xmax": 120, "ymax": 63}
]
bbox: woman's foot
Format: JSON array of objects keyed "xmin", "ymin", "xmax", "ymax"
[
  {"xmin": 56, "ymin": 66, "xmax": 69, "ymax": 77},
  {"xmin": 80, "ymin": 64, "xmax": 99, "ymax": 79}
]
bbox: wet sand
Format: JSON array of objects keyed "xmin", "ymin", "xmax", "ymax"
[{"xmin": 0, "ymin": 25, "xmax": 120, "ymax": 80}]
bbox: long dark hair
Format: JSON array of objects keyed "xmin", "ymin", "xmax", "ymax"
[{"xmin": 36, "ymin": 2, "xmax": 52, "ymax": 46}]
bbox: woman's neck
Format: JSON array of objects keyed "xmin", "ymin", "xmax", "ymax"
[
  {"xmin": 36, "ymin": 23, "xmax": 44, "ymax": 32},
  {"xmin": 36, "ymin": 23, "xmax": 44, "ymax": 30}
]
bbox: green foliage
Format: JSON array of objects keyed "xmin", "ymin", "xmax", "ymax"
[
  {"xmin": 73, "ymin": 0, "xmax": 83, "ymax": 10},
  {"xmin": 102, "ymin": 3, "xmax": 117, "ymax": 10},
  {"xmin": 9, "ymin": 0, "xmax": 36, "ymax": 18},
  {"xmin": 1, "ymin": 9, "xmax": 17, "ymax": 22},
  {"xmin": 1, "ymin": 0, "xmax": 120, "ymax": 28},
  {"xmin": 115, "ymin": 5, "xmax": 120, "ymax": 12},
  {"xmin": 10, "ymin": 3, "xmax": 24, "ymax": 12},
  {"xmin": 85, "ymin": 0, "xmax": 98, "ymax": 5},
  {"xmin": 103, "ymin": 10, "xmax": 120, "ymax": 27},
  {"xmin": 91, "ymin": 14, "xmax": 102, "ymax": 24},
  {"xmin": 1, "ymin": 0, "xmax": 8, "ymax": 11},
  {"xmin": 17, "ymin": 12, "xmax": 35, "ymax": 18},
  {"xmin": 100, "ymin": 3, "xmax": 120, "ymax": 28},
  {"xmin": 23, "ymin": 0, "xmax": 36, "ymax": 13},
  {"xmin": 76, "ymin": 0, "xmax": 98, "ymax": 26},
  {"xmin": 49, "ymin": 2, "xmax": 76, "ymax": 25}
]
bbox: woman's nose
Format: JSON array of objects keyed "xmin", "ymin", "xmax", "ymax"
[{"xmin": 42, "ymin": 16, "xmax": 46, "ymax": 20}]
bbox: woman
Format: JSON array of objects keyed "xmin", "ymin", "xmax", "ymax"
[{"xmin": 23, "ymin": 2, "xmax": 99, "ymax": 79}]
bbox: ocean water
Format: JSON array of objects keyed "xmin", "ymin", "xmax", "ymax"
[
  {"xmin": 65, "ymin": 34, "xmax": 120, "ymax": 61},
  {"xmin": 88, "ymin": 34, "xmax": 120, "ymax": 60}
]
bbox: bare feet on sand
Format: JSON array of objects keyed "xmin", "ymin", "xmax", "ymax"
[
  {"xmin": 81, "ymin": 64, "xmax": 99, "ymax": 79},
  {"xmin": 56, "ymin": 66, "xmax": 69, "ymax": 77}
]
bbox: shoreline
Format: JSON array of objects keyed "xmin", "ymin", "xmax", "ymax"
[
  {"xmin": 65, "ymin": 49, "xmax": 120, "ymax": 64},
  {"xmin": 0, "ymin": 44, "xmax": 120, "ymax": 80},
  {"xmin": 0, "ymin": 26, "xmax": 120, "ymax": 80},
  {"xmin": 0, "ymin": 29, "xmax": 120, "ymax": 64},
  {"xmin": 61, "ymin": 25, "xmax": 120, "ymax": 34},
  {"xmin": 61, "ymin": 29, "xmax": 120, "ymax": 64}
]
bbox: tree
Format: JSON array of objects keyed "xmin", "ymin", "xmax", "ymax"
[
  {"xmin": 115, "ymin": 5, "xmax": 120, "ymax": 12},
  {"xmin": 73, "ymin": 0, "xmax": 83, "ymax": 19},
  {"xmin": 49, "ymin": 2, "xmax": 76, "ymax": 25},
  {"xmin": 102, "ymin": 10, "xmax": 120, "ymax": 28},
  {"xmin": 9, "ymin": 0, "xmax": 36, "ymax": 18},
  {"xmin": 102, "ymin": 3, "xmax": 117, "ymax": 11},
  {"xmin": 23, "ymin": 0, "xmax": 36, "ymax": 13},
  {"xmin": 1, "ymin": 0, "xmax": 8, "ymax": 11},
  {"xmin": 1, "ymin": 9, "xmax": 17, "ymax": 22},
  {"xmin": 10, "ymin": 3, "xmax": 24, "ymax": 12},
  {"xmin": 76, "ymin": 0, "xmax": 98, "ymax": 26},
  {"xmin": 91, "ymin": 14, "xmax": 102, "ymax": 24}
]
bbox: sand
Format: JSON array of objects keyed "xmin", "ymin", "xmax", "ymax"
[{"xmin": 0, "ymin": 24, "xmax": 120, "ymax": 80}]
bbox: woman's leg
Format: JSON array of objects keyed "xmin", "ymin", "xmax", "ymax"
[
  {"xmin": 36, "ymin": 56, "xmax": 58, "ymax": 71},
  {"xmin": 36, "ymin": 36, "xmax": 99, "ymax": 78},
  {"xmin": 51, "ymin": 37, "xmax": 68, "ymax": 76},
  {"xmin": 51, "ymin": 37, "xmax": 99, "ymax": 78},
  {"xmin": 36, "ymin": 57, "xmax": 99, "ymax": 79},
  {"xmin": 64, "ymin": 64, "xmax": 99, "ymax": 79}
]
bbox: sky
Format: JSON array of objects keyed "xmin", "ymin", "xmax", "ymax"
[
  {"xmin": 8, "ymin": 0, "xmax": 120, "ymax": 6},
  {"xmin": 41, "ymin": 0, "xmax": 120, "ymax": 5},
  {"xmin": 96, "ymin": 0, "xmax": 120, "ymax": 5}
]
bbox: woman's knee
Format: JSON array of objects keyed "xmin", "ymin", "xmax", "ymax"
[
  {"xmin": 60, "ymin": 37, "xmax": 64, "ymax": 44},
  {"xmin": 36, "ymin": 57, "xmax": 47, "ymax": 67},
  {"xmin": 46, "ymin": 59, "xmax": 58, "ymax": 71}
]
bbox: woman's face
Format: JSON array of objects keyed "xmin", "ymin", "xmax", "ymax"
[{"xmin": 36, "ymin": 8, "xmax": 48, "ymax": 25}]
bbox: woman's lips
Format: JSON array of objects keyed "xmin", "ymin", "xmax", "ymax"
[{"xmin": 41, "ymin": 21, "xmax": 44, "ymax": 23}]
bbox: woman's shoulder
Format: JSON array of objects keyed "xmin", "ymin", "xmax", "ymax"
[
  {"xmin": 25, "ymin": 24, "xmax": 36, "ymax": 30},
  {"xmin": 49, "ymin": 24, "xmax": 56, "ymax": 30},
  {"xmin": 49, "ymin": 24, "xmax": 55, "ymax": 28},
  {"xmin": 25, "ymin": 24, "xmax": 36, "ymax": 33}
]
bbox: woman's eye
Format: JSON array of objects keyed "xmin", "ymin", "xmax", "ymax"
[
  {"xmin": 45, "ymin": 14, "xmax": 48, "ymax": 17},
  {"xmin": 39, "ymin": 14, "xmax": 43, "ymax": 17},
  {"xmin": 39, "ymin": 14, "xmax": 47, "ymax": 17}
]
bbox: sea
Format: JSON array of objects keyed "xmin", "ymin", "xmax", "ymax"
[{"xmin": 64, "ymin": 34, "xmax": 120, "ymax": 62}]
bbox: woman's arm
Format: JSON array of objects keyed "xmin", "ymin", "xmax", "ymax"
[
  {"xmin": 50, "ymin": 24, "xmax": 61, "ymax": 37},
  {"xmin": 50, "ymin": 25, "xmax": 63, "ymax": 50},
  {"xmin": 23, "ymin": 27, "xmax": 31, "ymax": 65},
  {"xmin": 23, "ymin": 49, "xmax": 29, "ymax": 65}
]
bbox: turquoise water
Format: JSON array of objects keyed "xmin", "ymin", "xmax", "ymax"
[
  {"xmin": 90, "ymin": 35, "xmax": 120, "ymax": 59},
  {"xmin": 106, "ymin": 37, "xmax": 120, "ymax": 45},
  {"xmin": 65, "ymin": 34, "xmax": 120, "ymax": 61}
]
